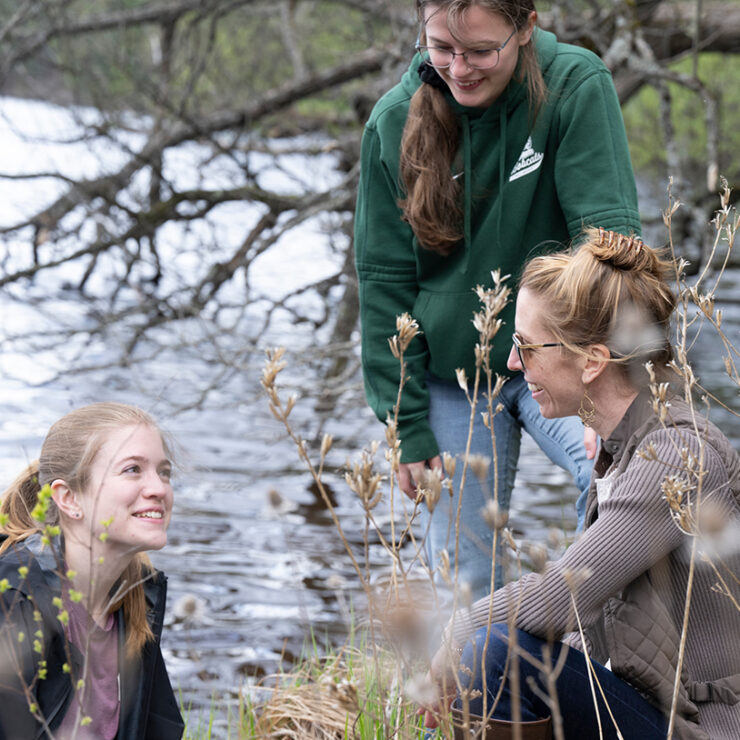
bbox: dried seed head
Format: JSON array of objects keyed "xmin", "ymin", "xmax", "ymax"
[
  {"xmin": 416, "ymin": 467, "xmax": 443, "ymax": 513},
  {"xmin": 268, "ymin": 489, "xmax": 283, "ymax": 509},
  {"xmin": 438, "ymin": 549, "xmax": 452, "ymax": 586},
  {"xmin": 474, "ymin": 344, "xmax": 486, "ymax": 365},
  {"xmin": 385, "ymin": 416, "xmax": 398, "ymax": 448},
  {"xmin": 481, "ymin": 500, "xmax": 508, "ymax": 531},
  {"xmin": 385, "ymin": 445, "xmax": 401, "ymax": 472},
  {"xmin": 325, "ymin": 574, "xmax": 346, "ymax": 590},
  {"xmin": 405, "ymin": 673, "xmax": 439, "ymax": 707},
  {"xmin": 442, "ymin": 452, "xmax": 457, "ymax": 479},
  {"xmin": 345, "ymin": 448, "xmax": 385, "ymax": 510},
  {"xmin": 261, "ymin": 347, "xmax": 287, "ymax": 390},
  {"xmin": 563, "ymin": 567, "xmax": 592, "ymax": 593},
  {"xmin": 637, "ymin": 441, "xmax": 659, "ymax": 461},
  {"xmin": 527, "ymin": 544, "xmax": 548, "ymax": 573},
  {"xmin": 284, "ymin": 394, "xmax": 297, "ymax": 418},
  {"xmin": 503, "ymin": 528, "xmax": 518, "ymax": 552},
  {"xmin": 455, "ymin": 367, "xmax": 468, "ymax": 392},
  {"xmin": 661, "ymin": 473, "xmax": 695, "ymax": 533},
  {"xmin": 547, "ymin": 528, "xmax": 563, "ymax": 549},
  {"xmin": 458, "ymin": 581, "xmax": 473, "ymax": 610},
  {"xmin": 466, "ymin": 454, "xmax": 490, "ymax": 482},
  {"xmin": 696, "ymin": 498, "xmax": 727, "ymax": 538},
  {"xmin": 320, "ymin": 433, "xmax": 333, "ymax": 459},
  {"xmin": 395, "ymin": 312, "xmax": 421, "ymax": 352},
  {"xmin": 172, "ymin": 594, "xmax": 207, "ymax": 625},
  {"xmin": 492, "ymin": 374, "xmax": 507, "ymax": 398}
]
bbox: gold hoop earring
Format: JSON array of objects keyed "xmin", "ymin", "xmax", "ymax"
[{"xmin": 578, "ymin": 389, "xmax": 596, "ymax": 427}]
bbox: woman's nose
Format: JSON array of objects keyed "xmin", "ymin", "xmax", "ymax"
[
  {"xmin": 144, "ymin": 470, "xmax": 170, "ymax": 496},
  {"xmin": 449, "ymin": 52, "xmax": 474, "ymax": 73},
  {"xmin": 506, "ymin": 343, "xmax": 521, "ymax": 372}
]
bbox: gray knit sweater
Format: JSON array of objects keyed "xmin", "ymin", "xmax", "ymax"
[{"xmin": 450, "ymin": 393, "xmax": 740, "ymax": 739}]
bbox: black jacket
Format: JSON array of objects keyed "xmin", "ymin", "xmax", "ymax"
[{"xmin": 0, "ymin": 534, "xmax": 184, "ymax": 740}]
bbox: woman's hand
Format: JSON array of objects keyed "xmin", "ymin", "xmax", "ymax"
[
  {"xmin": 419, "ymin": 641, "xmax": 462, "ymax": 729},
  {"xmin": 398, "ymin": 456, "xmax": 443, "ymax": 500}
]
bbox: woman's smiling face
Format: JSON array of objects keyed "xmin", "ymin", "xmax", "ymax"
[
  {"xmin": 507, "ymin": 287, "xmax": 585, "ymax": 419},
  {"xmin": 80, "ymin": 424, "xmax": 174, "ymax": 558},
  {"xmin": 422, "ymin": 4, "xmax": 534, "ymax": 109}
]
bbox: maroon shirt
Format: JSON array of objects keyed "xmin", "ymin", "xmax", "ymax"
[{"xmin": 58, "ymin": 597, "xmax": 120, "ymax": 740}]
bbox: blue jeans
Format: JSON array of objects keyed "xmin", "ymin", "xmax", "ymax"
[
  {"xmin": 457, "ymin": 625, "xmax": 668, "ymax": 738},
  {"xmin": 423, "ymin": 373, "xmax": 592, "ymax": 599}
]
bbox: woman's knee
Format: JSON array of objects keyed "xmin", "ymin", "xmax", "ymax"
[{"xmin": 459, "ymin": 624, "xmax": 512, "ymax": 685}]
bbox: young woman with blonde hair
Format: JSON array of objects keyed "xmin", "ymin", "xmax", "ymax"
[
  {"xmin": 355, "ymin": 0, "xmax": 641, "ymax": 597},
  {"xmin": 0, "ymin": 403, "xmax": 184, "ymax": 739},
  {"xmin": 422, "ymin": 228, "xmax": 740, "ymax": 739}
]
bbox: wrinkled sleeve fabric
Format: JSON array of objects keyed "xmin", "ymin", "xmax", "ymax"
[
  {"xmin": 449, "ymin": 429, "xmax": 729, "ymax": 644},
  {"xmin": 554, "ymin": 63, "xmax": 641, "ymax": 239},
  {"xmin": 355, "ymin": 123, "xmax": 439, "ymax": 463}
]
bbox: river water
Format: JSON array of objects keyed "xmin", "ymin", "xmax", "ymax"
[{"xmin": 0, "ymin": 97, "xmax": 737, "ymax": 734}]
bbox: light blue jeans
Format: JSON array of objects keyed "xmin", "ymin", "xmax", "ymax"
[{"xmin": 422, "ymin": 373, "xmax": 592, "ymax": 600}]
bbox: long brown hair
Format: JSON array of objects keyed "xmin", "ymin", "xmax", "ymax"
[
  {"xmin": 519, "ymin": 227, "xmax": 677, "ymax": 382},
  {"xmin": 0, "ymin": 403, "xmax": 173, "ymax": 657},
  {"xmin": 400, "ymin": 0, "xmax": 546, "ymax": 254}
]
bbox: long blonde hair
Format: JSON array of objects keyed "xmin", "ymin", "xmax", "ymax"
[
  {"xmin": 519, "ymin": 227, "xmax": 676, "ymax": 382},
  {"xmin": 0, "ymin": 402, "xmax": 173, "ymax": 657},
  {"xmin": 400, "ymin": 0, "xmax": 546, "ymax": 254}
]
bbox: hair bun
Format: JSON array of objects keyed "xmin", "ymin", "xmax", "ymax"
[{"xmin": 590, "ymin": 227, "xmax": 653, "ymax": 272}]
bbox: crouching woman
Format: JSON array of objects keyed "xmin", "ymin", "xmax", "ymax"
[
  {"xmin": 0, "ymin": 403, "xmax": 184, "ymax": 739},
  {"xmin": 422, "ymin": 228, "xmax": 740, "ymax": 739}
]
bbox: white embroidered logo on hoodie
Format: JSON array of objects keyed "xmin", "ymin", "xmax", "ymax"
[{"xmin": 509, "ymin": 136, "xmax": 544, "ymax": 182}]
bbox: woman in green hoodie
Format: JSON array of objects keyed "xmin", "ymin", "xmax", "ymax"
[{"xmin": 355, "ymin": 0, "xmax": 642, "ymax": 599}]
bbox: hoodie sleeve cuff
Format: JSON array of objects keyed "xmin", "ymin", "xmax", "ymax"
[{"xmin": 396, "ymin": 417, "xmax": 440, "ymax": 464}]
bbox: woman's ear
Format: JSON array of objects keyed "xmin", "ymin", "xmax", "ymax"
[
  {"xmin": 518, "ymin": 10, "xmax": 537, "ymax": 45},
  {"xmin": 51, "ymin": 479, "xmax": 83, "ymax": 520},
  {"xmin": 581, "ymin": 344, "xmax": 611, "ymax": 385}
]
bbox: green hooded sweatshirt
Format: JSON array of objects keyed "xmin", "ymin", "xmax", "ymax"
[{"xmin": 355, "ymin": 28, "xmax": 641, "ymax": 463}]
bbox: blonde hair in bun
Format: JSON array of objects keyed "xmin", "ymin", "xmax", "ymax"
[{"xmin": 519, "ymin": 227, "xmax": 676, "ymax": 382}]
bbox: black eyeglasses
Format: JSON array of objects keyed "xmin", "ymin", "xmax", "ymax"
[
  {"xmin": 416, "ymin": 28, "xmax": 517, "ymax": 71},
  {"xmin": 512, "ymin": 332, "xmax": 564, "ymax": 371}
]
